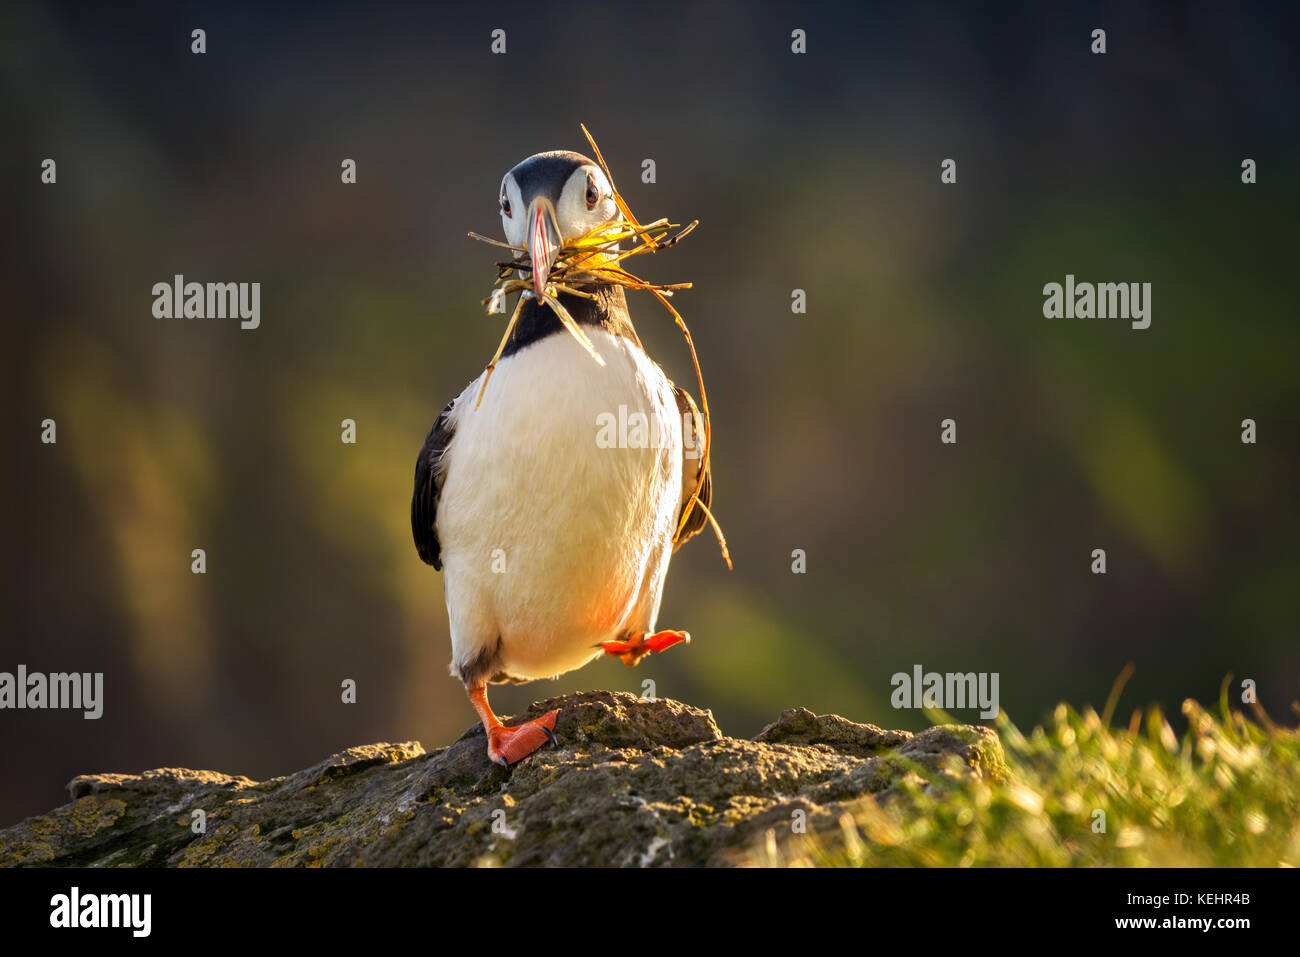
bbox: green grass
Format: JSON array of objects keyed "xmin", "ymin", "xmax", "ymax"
[{"xmin": 763, "ymin": 684, "xmax": 1300, "ymax": 867}]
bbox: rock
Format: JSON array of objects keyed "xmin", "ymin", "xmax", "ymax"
[
  {"xmin": 756, "ymin": 707, "xmax": 912, "ymax": 755},
  {"xmin": 0, "ymin": 691, "xmax": 1005, "ymax": 867}
]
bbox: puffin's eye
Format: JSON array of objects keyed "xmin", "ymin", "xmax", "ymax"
[
  {"xmin": 584, "ymin": 172, "xmax": 600, "ymax": 210},
  {"xmin": 500, "ymin": 190, "xmax": 512, "ymax": 217}
]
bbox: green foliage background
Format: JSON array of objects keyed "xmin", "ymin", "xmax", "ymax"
[
  {"xmin": 3, "ymin": 2, "xmax": 1297, "ymax": 827},
  {"xmin": 765, "ymin": 694, "xmax": 1299, "ymax": 867}
]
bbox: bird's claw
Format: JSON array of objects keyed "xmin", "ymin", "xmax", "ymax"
[
  {"xmin": 485, "ymin": 709, "xmax": 561, "ymax": 767},
  {"xmin": 599, "ymin": 630, "xmax": 692, "ymax": 667}
]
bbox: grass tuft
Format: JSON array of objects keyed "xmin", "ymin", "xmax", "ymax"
[{"xmin": 762, "ymin": 697, "xmax": 1300, "ymax": 867}]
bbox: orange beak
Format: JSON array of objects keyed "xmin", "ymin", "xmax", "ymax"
[{"xmin": 527, "ymin": 198, "xmax": 561, "ymax": 296}]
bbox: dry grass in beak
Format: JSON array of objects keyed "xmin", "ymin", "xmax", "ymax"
[{"xmin": 466, "ymin": 125, "xmax": 730, "ymax": 568}]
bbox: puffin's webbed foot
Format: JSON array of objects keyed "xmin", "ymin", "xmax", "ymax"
[
  {"xmin": 467, "ymin": 684, "xmax": 558, "ymax": 768},
  {"xmin": 486, "ymin": 710, "xmax": 559, "ymax": 768},
  {"xmin": 599, "ymin": 630, "xmax": 691, "ymax": 667}
]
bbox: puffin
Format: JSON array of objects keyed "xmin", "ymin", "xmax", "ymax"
[{"xmin": 411, "ymin": 149, "xmax": 712, "ymax": 767}]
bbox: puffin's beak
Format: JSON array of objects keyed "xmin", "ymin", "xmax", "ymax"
[{"xmin": 526, "ymin": 197, "xmax": 561, "ymax": 296}]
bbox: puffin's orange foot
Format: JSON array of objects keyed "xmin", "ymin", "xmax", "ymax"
[
  {"xmin": 599, "ymin": 630, "xmax": 691, "ymax": 667},
  {"xmin": 486, "ymin": 710, "xmax": 559, "ymax": 768}
]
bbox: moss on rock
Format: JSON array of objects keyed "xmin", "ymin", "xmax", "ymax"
[{"xmin": 0, "ymin": 691, "xmax": 1001, "ymax": 867}]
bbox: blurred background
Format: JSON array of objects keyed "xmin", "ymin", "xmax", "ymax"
[{"xmin": 2, "ymin": 0, "xmax": 1297, "ymax": 825}]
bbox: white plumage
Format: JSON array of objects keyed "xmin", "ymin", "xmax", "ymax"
[{"xmin": 437, "ymin": 326, "xmax": 683, "ymax": 683}]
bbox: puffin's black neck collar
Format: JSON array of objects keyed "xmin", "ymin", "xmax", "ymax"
[{"xmin": 500, "ymin": 284, "xmax": 641, "ymax": 359}]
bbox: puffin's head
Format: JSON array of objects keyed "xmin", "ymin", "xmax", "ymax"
[{"xmin": 499, "ymin": 150, "xmax": 617, "ymax": 295}]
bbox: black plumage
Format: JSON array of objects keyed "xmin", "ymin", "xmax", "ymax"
[
  {"xmin": 411, "ymin": 400, "xmax": 455, "ymax": 569},
  {"xmin": 507, "ymin": 151, "xmax": 591, "ymax": 208},
  {"xmin": 672, "ymin": 385, "xmax": 711, "ymax": 549},
  {"xmin": 501, "ymin": 284, "xmax": 639, "ymax": 359}
]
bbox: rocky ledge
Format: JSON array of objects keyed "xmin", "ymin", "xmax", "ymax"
[{"xmin": 0, "ymin": 691, "xmax": 1005, "ymax": 867}]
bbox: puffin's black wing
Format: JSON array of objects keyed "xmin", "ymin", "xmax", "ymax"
[
  {"xmin": 672, "ymin": 385, "xmax": 711, "ymax": 551},
  {"xmin": 411, "ymin": 400, "xmax": 456, "ymax": 569}
]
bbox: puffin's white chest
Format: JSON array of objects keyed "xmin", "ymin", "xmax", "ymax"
[{"xmin": 437, "ymin": 327, "xmax": 683, "ymax": 680}]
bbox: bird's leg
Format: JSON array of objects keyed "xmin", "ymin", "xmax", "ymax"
[
  {"xmin": 599, "ymin": 630, "xmax": 691, "ymax": 667},
  {"xmin": 466, "ymin": 684, "xmax": 559, "ymax": 768}
]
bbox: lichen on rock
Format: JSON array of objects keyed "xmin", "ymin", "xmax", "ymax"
[{"xmin": 0, "ymin": 690, "xmax": 1003, "ymax": 867}]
